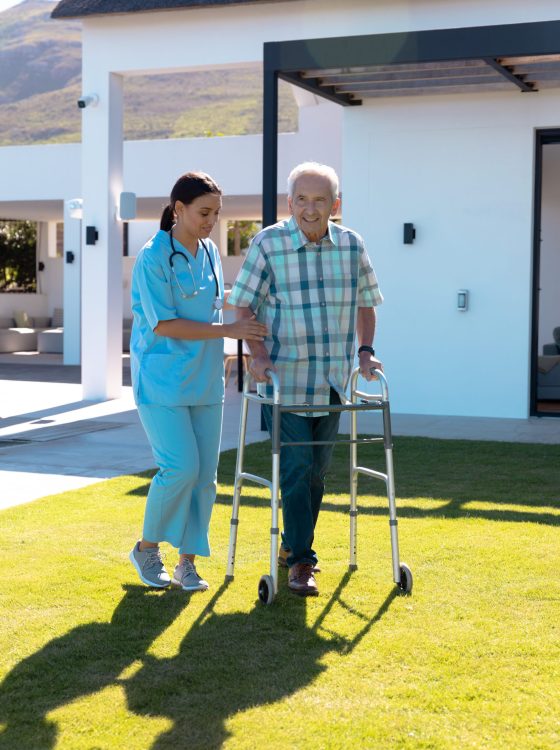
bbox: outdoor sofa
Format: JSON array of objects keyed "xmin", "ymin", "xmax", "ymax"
[{"xmin": 0, "ymin": 311, "xmax": 54, "ymax": 353}]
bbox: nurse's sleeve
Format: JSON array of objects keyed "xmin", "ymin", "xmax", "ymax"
[{"xmin": 134, "ymin": 254, "xmax": 177, "ymax": 331}]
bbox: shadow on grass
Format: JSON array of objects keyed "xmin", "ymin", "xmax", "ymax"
[
  {"xmin": 0, "ymin": 585, "xmax": 188, "ymax": 749},
  {"xmin": 123, "ymin": 575, "xmax": 398, "ymax": 749},
  {"xmin": 0, "ymin": 575, "xmax": 397, "ymax": 750},
  {"xmin": 211, "ymin": 437, "xmax": 559, "ymax": 526},
  {"xmin": 127, "ymin": 430, "xmax": 560, "ymax": 527}
]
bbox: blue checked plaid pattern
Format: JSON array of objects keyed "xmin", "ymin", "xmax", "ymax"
[{"xmin": 228, "ymin": 216, "xmax": 383, "ymax": 411}]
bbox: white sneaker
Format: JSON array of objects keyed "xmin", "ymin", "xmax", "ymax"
[
  {"xmin": 129, "ymin": 541, "xmax": 171, "ymax": 588},
  {"xmin": 172, "ymin": 559, "xmax": 209, "ymax": 591}
]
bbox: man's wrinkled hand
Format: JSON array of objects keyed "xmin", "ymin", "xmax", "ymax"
[
  {"xmin": 359, "ymin": 352, "xmax": 383, "ymax": 381},
  {"xmin": 249, "ymin": 355, "xmax": 275, "ymax": 383}
]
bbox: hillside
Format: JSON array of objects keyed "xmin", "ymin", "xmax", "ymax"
[{"xmin": 0, "ymin": 0, "xmax": 297, "ymax": 146}]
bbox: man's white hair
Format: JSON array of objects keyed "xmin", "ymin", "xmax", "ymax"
[{"xmin": 287, "ymin": 162, "xmax": 339, "ymax": 202}]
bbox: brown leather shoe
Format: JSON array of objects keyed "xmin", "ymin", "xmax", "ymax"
[
  {"xmin": 288, "ymin": 563, "xmax": 319, "ymax": 596},
  {"xmin": 279, "ymin": 546, "xmax": 321, "ymax": 573}
]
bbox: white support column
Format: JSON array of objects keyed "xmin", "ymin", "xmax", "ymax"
[
  {"xmin": 63, "ymin": 200, "xmax": 82, "ymax": 365},
  {"xmin": 46, "ymin": 222, "xmax": 58, "ymax": 258},
  {"xmin": 80, "ymin": 72, "xmax": 124, "ymax": 400},
  {"xmin": 217, "ymin": 219, "xmax": 228, "ymax": 257}
]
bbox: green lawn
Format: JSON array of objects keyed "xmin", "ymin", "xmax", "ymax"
[{"xmin": 0, "ymin": 437, "xmax": 559, "ymax": 749}]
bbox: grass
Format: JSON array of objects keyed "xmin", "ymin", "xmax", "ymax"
[{"xmin": 0, "ymin": 436, "xmax": 559, "ymax": 749}]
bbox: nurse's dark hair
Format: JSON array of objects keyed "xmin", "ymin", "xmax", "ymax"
[{"xmin": 160, "ymin": 171, "xmax": 222, "ymax": 231}]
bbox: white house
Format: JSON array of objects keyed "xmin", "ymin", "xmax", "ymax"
[{"xmin": 2, "ymin": 0, "xmax": 560, "ymax": 421}]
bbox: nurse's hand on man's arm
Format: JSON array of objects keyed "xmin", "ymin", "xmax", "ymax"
[{"xmin": 224, "ymin": 315, "xmax": 268, "ymax": 341}]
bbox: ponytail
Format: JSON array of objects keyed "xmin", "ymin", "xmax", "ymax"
[{"xmin": 160, "ymin": 204, "xmax": 174, "ymax": 231}]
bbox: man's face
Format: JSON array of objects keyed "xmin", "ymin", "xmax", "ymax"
[{"xmin": 288, "ymin": 173, "xmax": 340, "ymax": 242}]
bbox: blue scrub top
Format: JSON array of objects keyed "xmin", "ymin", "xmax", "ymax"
[{"xmin": 130, "ymin": 229, "xmax": 225, "ymax": 406}]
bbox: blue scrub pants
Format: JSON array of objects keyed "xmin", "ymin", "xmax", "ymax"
[{"xmin": 137, "ymin": 402, "xmax": 223, "ymax": 556}]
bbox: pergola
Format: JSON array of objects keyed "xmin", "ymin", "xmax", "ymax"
[{"xmin": 262, "ymin": 19, "xmax": 560, "ymax": 223}]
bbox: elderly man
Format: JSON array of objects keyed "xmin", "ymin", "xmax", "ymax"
[{"xmin": 228, "ymin": 162, "xmax": 383, "ymax": 596}]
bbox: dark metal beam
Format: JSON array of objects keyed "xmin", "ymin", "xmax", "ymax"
[
  {"xmin": 262, "ymin": 66, "xmax": 278, "ymax": 229},
  {"xmin": 264, "ymin": 20, "xmax": 560, "ymax": 73},
  {"xmin": 483, "ymin": 57, "xmax": 536, "ymax": 92},
  {"xmin": 279, "ymin": 71, "xmax": 361, "ymax": 106}
]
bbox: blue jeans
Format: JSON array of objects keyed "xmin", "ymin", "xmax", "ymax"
[{"xmin": 262, "ymin": 390, "xmax": 341, "ymax": 567}]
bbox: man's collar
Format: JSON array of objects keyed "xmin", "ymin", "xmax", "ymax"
[{"xmin": 287, "ymin": 215, "xmax": 336, "ymax": 250}]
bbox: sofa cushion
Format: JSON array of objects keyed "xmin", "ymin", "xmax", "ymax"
[
  {"xmin": 13, "ymin": 310, "xmax": 32, "ymax": 327},
  {"xmin": 33, "ymin": 316, "xmax": 52, "ymax": 328},
  {"xmin": 37, "ymin": 329, "xmax": 63, "ymax": 354},
  {"xmin": 554, "ymin": 327, "xmax": 560, "ymax": 347},
  {"xmin": 51, "ymin": 307, "xmax": 64, "ymax": 327},
  {"xmin": 0, "ymin": 329, "xmax": 38, "ymax": 352},
  {"xmin": 0, "ymin": 316, "xmax": 14, "ymax": 328}
]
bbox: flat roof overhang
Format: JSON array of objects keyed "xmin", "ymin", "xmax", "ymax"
[{"xmin": 263, "ymin": 19, "xmax": 560, "ymax": 224}]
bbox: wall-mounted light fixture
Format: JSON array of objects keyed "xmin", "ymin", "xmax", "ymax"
[
  {"xmin": 403, "ymin": 223, "xmax": 416, "ymax": 244},
  {"xmin": 85, "ymin": 226, "xmax": 98, "ymax": 245},
  {"xmin": 66, "ymin": 198, "xmax": 83, "ymax": 220},
  {"xmin": 38, "ymin": 261, "xmax": 45, "ymax": 271},
  {"xmin": 118, "ymin": 192, "xmax": 137, "ymax": 221},
  {"xmin": 65, "ymin": 251, "xmax": 75, "ymax": 264},
  {"xmin": 457, "ymin": 289, "xmax": 469, "ymax": 312}
]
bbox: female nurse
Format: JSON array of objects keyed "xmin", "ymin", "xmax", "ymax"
[{"xmin": 129, "ymin": 172, "xmax": 267, "ymax": 592}]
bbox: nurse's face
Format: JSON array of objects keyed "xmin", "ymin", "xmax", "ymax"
[{"xmin": 175, "ymin": 193, "xmax": 222, "ymax": 240}]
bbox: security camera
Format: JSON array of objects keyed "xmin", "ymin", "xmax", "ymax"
[{"xmin": 77, "ymin": 94, "xmax": 99, "ymax": 109}]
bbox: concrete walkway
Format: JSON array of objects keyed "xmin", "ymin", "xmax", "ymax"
[{"xmin": 1, "ymin": 354, "xmax": 559, "ymax": 511}]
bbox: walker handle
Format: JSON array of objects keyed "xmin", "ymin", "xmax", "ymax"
[
  {"xmin": 264, "ymin": 368, "xmax": 281, "ymax": 404},
  {"xmin": 369, "ymin": 367, "xmax": 389, "ymax": 400}
]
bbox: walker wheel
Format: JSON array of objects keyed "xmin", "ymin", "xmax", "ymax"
[
  {"xmin": 397, "ymin": 563, "xmax": 413, "ymax": 594},
  {"xmin": 258, "ymin": 575, "xmax": 275, "ymax": 605}
]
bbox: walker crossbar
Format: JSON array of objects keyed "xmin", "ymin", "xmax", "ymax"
[
  {"xmin": 225, "ymin": 367, "xmax": 413, "ymax": 604},
  {"xmin": 276, "ymin": 437, "xmax": 384, "ymax": 447}
]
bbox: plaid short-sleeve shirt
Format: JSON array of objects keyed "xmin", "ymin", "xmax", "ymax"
[{"xmin": 228, "ymin": 216, "xmax": 383, "ymax": 412}]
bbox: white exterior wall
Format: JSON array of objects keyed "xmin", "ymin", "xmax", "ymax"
[
  {"xmin": 0, "ymin": 144, "xmax": 81, "ymax": 203},
  {"xmin": 343, "ymin": 90, "xmax": 560, "ymax": 418}
]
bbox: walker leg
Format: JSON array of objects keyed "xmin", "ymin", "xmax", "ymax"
[
  {"xmin": 259, "ymin": 401, "xmax": 280, "ymax": 604},
  {"xmin": 269, "ymin": 402, "xmax": 281, "ymax": 596},
  {"xmin": 225, "ymin": 480, "xmax": 242, "ymax": 581},
  {"xmin": 349, "ymin": 402, "xmax": 358, "ymax": 571},
  {"xmin": 225, "ymin": 391, "xmax": 250, "ymax": 582},
  {"xmin": 382, "ymin": 403, "xmax": 402, "ymax": 585}
]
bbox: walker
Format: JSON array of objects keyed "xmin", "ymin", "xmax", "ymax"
[{"xmin": 225, "ymin": 368, "xmax": 413, "ymax": 604}]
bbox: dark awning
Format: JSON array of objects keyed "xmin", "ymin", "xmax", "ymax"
[{"xmin": 262, "ymin": 20, "xmax": 560, "ymax": 223}]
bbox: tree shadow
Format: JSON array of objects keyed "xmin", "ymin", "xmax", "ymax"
[
  {"xmin": 0, "ymin": 585, "xmax": 188, "ymax": 749},
  {"xmin": 127, "ymin": 485, "xmax": 560, "ymax": 528},
  {"xmin": 123, "ymin": 575, "xmax": 397, "ymax": 749},
  {"xmin": 0, "ymin": 575, "xmax": 397, "ymax": 750},
  {"xmin": 207, "ymin": 437, "xmax": 560, "ymax": 526}
]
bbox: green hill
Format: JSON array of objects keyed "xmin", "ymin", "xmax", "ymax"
[{"xmin": 0, "ymin": 0, "xmax": 297, "ymax": 146}]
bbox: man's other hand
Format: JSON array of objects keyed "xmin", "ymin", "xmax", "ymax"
[
  {"xmin": 358, "ymin": 351, "xmax": 383, "ymax": 381},
  {"xmin": 249, "ymin": 355, "xmax": 275, "ymax": 382}
]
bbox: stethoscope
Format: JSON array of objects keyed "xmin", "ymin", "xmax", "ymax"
[{"xmin": 169, "ymin": 229, "xmax": 223, "ymax": 310}]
